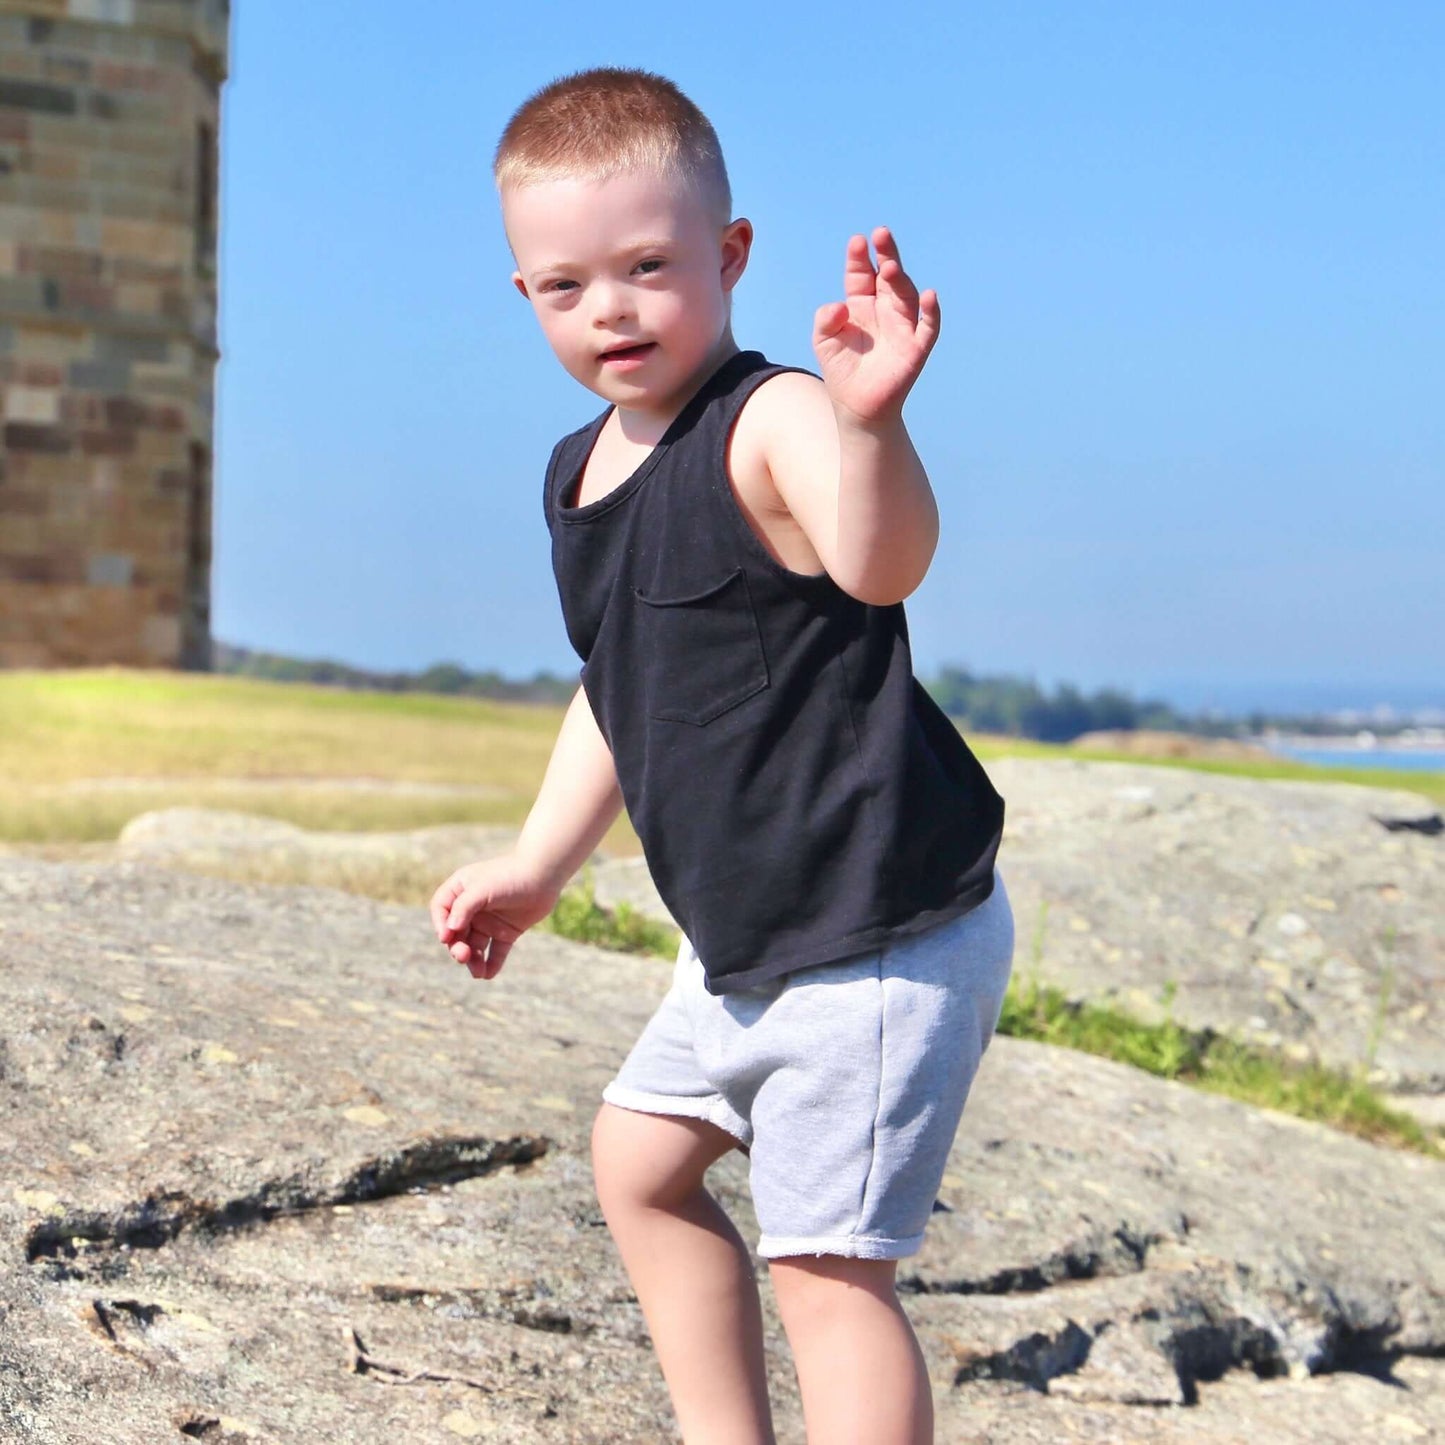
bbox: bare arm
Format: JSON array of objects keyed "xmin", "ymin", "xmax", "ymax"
[
  {"xmin": 429, "ymin": 684, "xmax": 623, "ymax": 979},
  {"xmin": 739, "ymin": 227, "xmax": 942, "ymax": 606},
  {"xmin": 514, "ymin": 682, "xmax": 625, "ymax": 891}
]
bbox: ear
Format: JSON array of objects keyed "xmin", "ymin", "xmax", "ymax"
[
  {"xmin": 720, "ymin": 217, "xmax": 753, "ymax": 293},
  {"xmin": 511, "ymin": 271, "xmax": 530, "ymax": 299}
]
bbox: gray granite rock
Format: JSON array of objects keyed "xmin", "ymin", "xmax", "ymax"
[{"xmin": 2, "ymin": 853, "xmax": 1442, "ymax": 1443}]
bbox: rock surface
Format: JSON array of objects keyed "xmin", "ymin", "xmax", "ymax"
[
  {"xmin": 113, "ymin": 808, "xmax": 527, "ymax": 904},
  {"xmin": 595, "ymin": 759, "xmax": 1445, "ymax": 1104},
  {"xmin": 2, "ymin": 852, "xmax": 1443, "ymax": 1443}
]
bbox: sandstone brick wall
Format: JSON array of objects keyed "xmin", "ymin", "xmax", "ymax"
[{"xmin": 0, "ymin": 0, "xmax": 227, "ymax": 668}]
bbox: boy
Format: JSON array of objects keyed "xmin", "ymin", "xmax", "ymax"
[{"xmin": 430, "ymin": 68, "xmax": 1013, "ymax": 1445}]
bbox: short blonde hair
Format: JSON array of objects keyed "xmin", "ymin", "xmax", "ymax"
[{"xmin": 494, "ymin": 68, "xmax": 731, "ymax": 220}]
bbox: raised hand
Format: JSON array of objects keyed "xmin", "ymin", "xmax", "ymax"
[{"xmin": 812, "ymin": 226, "xmax": 940, "ymax": 427}]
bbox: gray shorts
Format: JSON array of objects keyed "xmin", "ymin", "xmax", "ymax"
[{"xmin": 602, "ymin": 870, "xmax": 1016, "ymax": 1260}]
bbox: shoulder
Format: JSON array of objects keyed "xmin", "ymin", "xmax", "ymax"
[
  {"xmin": 548, "ymin": 407, "xmax": 610, "ymax": 467},
  {"xmin": 730, "ymin": 369, "xmax": 835, "ymax": 476},
  {"xmin": 543, "ymin": 407, "xmax": 610, "ymax": 527}
]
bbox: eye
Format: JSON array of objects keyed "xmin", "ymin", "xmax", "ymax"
[
  {"xmin": 545, "ymin": 278, "xmax": 579, "ymax": 293},
  {"xmin": 634, "ymin": 258, "xmax": 664, "ymax": 276}
]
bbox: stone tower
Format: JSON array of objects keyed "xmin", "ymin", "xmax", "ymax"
[{"xmin": 0, "ymin": 0, "xmax": 227, "ymax": 668}]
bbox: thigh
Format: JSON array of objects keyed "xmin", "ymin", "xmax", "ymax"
[{"xmin": 603, "ymin": 938, "xmax": 754, "ymax": 1145}]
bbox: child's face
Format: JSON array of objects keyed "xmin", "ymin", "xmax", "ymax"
[{"xmin": 503, "ymin": 168, "xmax": 751, "ymax": 421}]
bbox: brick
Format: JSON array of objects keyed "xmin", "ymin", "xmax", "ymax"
[
  {"xmin": 94, "ymin": 330, "xmax": 167, "ymax": 363},
  {"xmin": 0, "ymin": 554, "xmax": 57, "ymax": 583},
  {"xmin": 18, "ymin": 361, "xmax": 65, "ymax": 386},
  {"xmin": 88, "ymin": 89, "xmax": 122, "ymax": 121},
  {"xmin": 3, "ymin": 420, "xmax": 69, "ymax": 452},
  {"xmin": 0, "ymin": 79, "xmax": 76, "ymax": 116},
  {"xmin": 78, "ymin": 427, "xmax": 134, "ymax": 454},
  {"xmin": 19, "ymin": 242, "xmax": 102, "ymax": 278},
  {"xmin": 68, "ymin": 360, "xmax": 129, "ymax": 388},
  {"xmin": 3, "ymin": 384, "xmax": 61, "ymax": 423},
  {"xmin": 42, "ymin": 54, "xmax": 90, "ymax": 86},
  {"xmin": 68, "ymin": 1, "xmax": 138, "ymax": 27},
  {"xmin": 86, "ymin": 550, "xmax": 132, "ymax": 586},
  {"xmin": 0, "ymin": 488, "xmax": 47, "ymax": 517},
  {"xmin": 102, "ymin": 393, "xmax": 146, "ymax": 426}
]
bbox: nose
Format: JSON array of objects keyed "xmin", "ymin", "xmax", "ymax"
[{"xmin": 589, "ymin": 279, "xmax": 632, "ymax": 327}]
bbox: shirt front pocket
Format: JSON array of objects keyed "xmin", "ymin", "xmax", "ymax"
[{"xmin": 633, "ymin": 568, "xmax": 770, "ymax": 726}]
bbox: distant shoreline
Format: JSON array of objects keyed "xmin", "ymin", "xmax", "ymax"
[{"xmin": 1267, "ymin": 732, "xmax": 1445, "ymax": 752}]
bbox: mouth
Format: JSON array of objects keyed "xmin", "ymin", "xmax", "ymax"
[{"xmin": 598, "ymin": 342, "xmax": 656, "ymax": 365}]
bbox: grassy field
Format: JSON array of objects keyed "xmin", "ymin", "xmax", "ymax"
[
  {"xmin": 3, "ymin": 667, "xmax": 1440, "ymax": 1159},
  {"xmin": 0, "ymin": 666, "xmax": 643, "ymax": 850}
]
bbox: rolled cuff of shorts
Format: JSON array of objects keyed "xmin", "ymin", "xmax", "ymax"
[
  {"xmin": 601, "ymin": 1083, "xmax": 752, "ymax": 1147},
  {"xmin": 757, "ymin": 1230, "xmax": 927, "ymax": 1261}
]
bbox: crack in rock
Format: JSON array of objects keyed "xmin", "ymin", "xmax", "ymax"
[
  {"xmin": 24, "ymin": 1134, "xmax": 550, "ymax": 1264},
  {"xmin": 954, "ymin": 1320, "xmax": 1094, "ymax": 1387},
  {"xmin": 946, "ymin": 1262, "xmax": 1445, "ymax": 1405},
  {"xmin": 369, "ymin": 1281, "xmax": 584, "ymax": 1336},
  {"xmin": 900, "ymin": 1218, "xmax": 1185, "ymax": 1297}
]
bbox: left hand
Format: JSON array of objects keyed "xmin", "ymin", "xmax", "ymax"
[{"xmin": 813, "ymin": 226, "xmax": 941, "ymax": 427}]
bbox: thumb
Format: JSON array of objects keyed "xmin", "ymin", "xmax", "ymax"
[{"xmin": 813, "ymin": 300, "xmax": 849, "ymax": 346}]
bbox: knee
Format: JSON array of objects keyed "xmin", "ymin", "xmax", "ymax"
[
  {"xmin": 589, "ymin": 1103, "xmax": 705, "ymax": 1219},
  {"xmin": 768, "ymin": 1255, "xmax": 900, "ymax": 1328},
  {"xmin": 590, "ymin": 1104, "xmax": 636, "ymax": 1214}
]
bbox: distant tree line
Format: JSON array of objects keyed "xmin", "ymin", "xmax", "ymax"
[
  {"xmin": 215, "ymin": 644, "xmax": 1379, "ymax": 741},
  {"xmin": 213, "ymin": 643, "xmax": 576, "ymax": 705},
  {"xmin": 922, "ymin": 665, "xmax": 1224, "ymax": 743}
]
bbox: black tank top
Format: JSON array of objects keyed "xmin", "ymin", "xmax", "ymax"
[{"xmin": 545, "ymin": 350, "xmax": 1005, "ymax": 993}]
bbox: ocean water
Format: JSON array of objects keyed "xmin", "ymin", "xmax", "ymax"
[{"xmin": 1265, "ymin": 745, "xmax": 1445, "ymax": 774}]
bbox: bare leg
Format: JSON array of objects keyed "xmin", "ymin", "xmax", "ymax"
[
  {"xmin": 591, "ymin": 1103, "xmax": 775, "ymax": 1444},
  {"xmin": 768, "ymin": 1255, "xmax": 932, "ymax": 1445}
]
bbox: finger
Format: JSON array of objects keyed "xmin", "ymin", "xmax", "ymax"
[
  {"xmin": 468, "ymin": 910, "xmax": 522, "ymax": 947},
  {"xmin": 872, "ymin": 225, "xmax": 900, "ymax": 266},
  {"xmin": 877, "ymin": 256, "xmax": 920, "ymax": 324},
  {"xmin": 917, "ymin": 288, "xmax": 941, "ymax": 351},
  {"xmin": 462, "ymin": 933, "xmax": 513, "ymax": 981},
  {"xmin": 446, "ymin": 885, "xmax": 489, "ymax": 933},
  {"xmin": 430, "ymin": 878, "xmax": 462, "ymax": 939},
  {"xmin": 812, "ymin": 299, "xmax": 850, "ymax": 344},
  {"xmin": 841, "ymin": 233, "xmax": 875, "ymax": 298},
  {"xmin": 872, "ymin": 229, "xmax": 920, "ymax": 320},
  {"xmin": 482, "ymin": 937, "xmax": 514, "ymax": 980}
]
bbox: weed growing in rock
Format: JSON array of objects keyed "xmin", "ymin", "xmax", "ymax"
[
  {"xmin": 543, "ymin": 874, "xmax": 681, "ymax": 959},
  {"xmin": 996, "ymin": 970, "xmax": 1439, "ymax": 1159}
]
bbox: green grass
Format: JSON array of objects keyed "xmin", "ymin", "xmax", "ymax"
[
  {"xmin": 0, "ymin": 667, "xmax": 562, "ymax": 786},
  {"xmin": 0, "ymin": 668, "xmax": 642, "ymax": 856},
  {"xmin": 997, "ymin": 971, "xmax": 1439, "ymax": 1158}
]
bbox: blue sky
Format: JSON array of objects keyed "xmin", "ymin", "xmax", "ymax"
[{"xmin": 213, "ymin": 2, "xmax": 1443, "ymax": 715}]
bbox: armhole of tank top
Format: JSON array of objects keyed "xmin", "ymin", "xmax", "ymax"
[
  {"xmin": 715, "ymin": 365, "xmax": 846, "ymax": 599},
  {"xmin": 542, "ymin": 437, "xmax": 567, "ymax": 531},
  {"xmin": 545, "ymin": 413, "xmax": 611, "ymax": 524}
]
